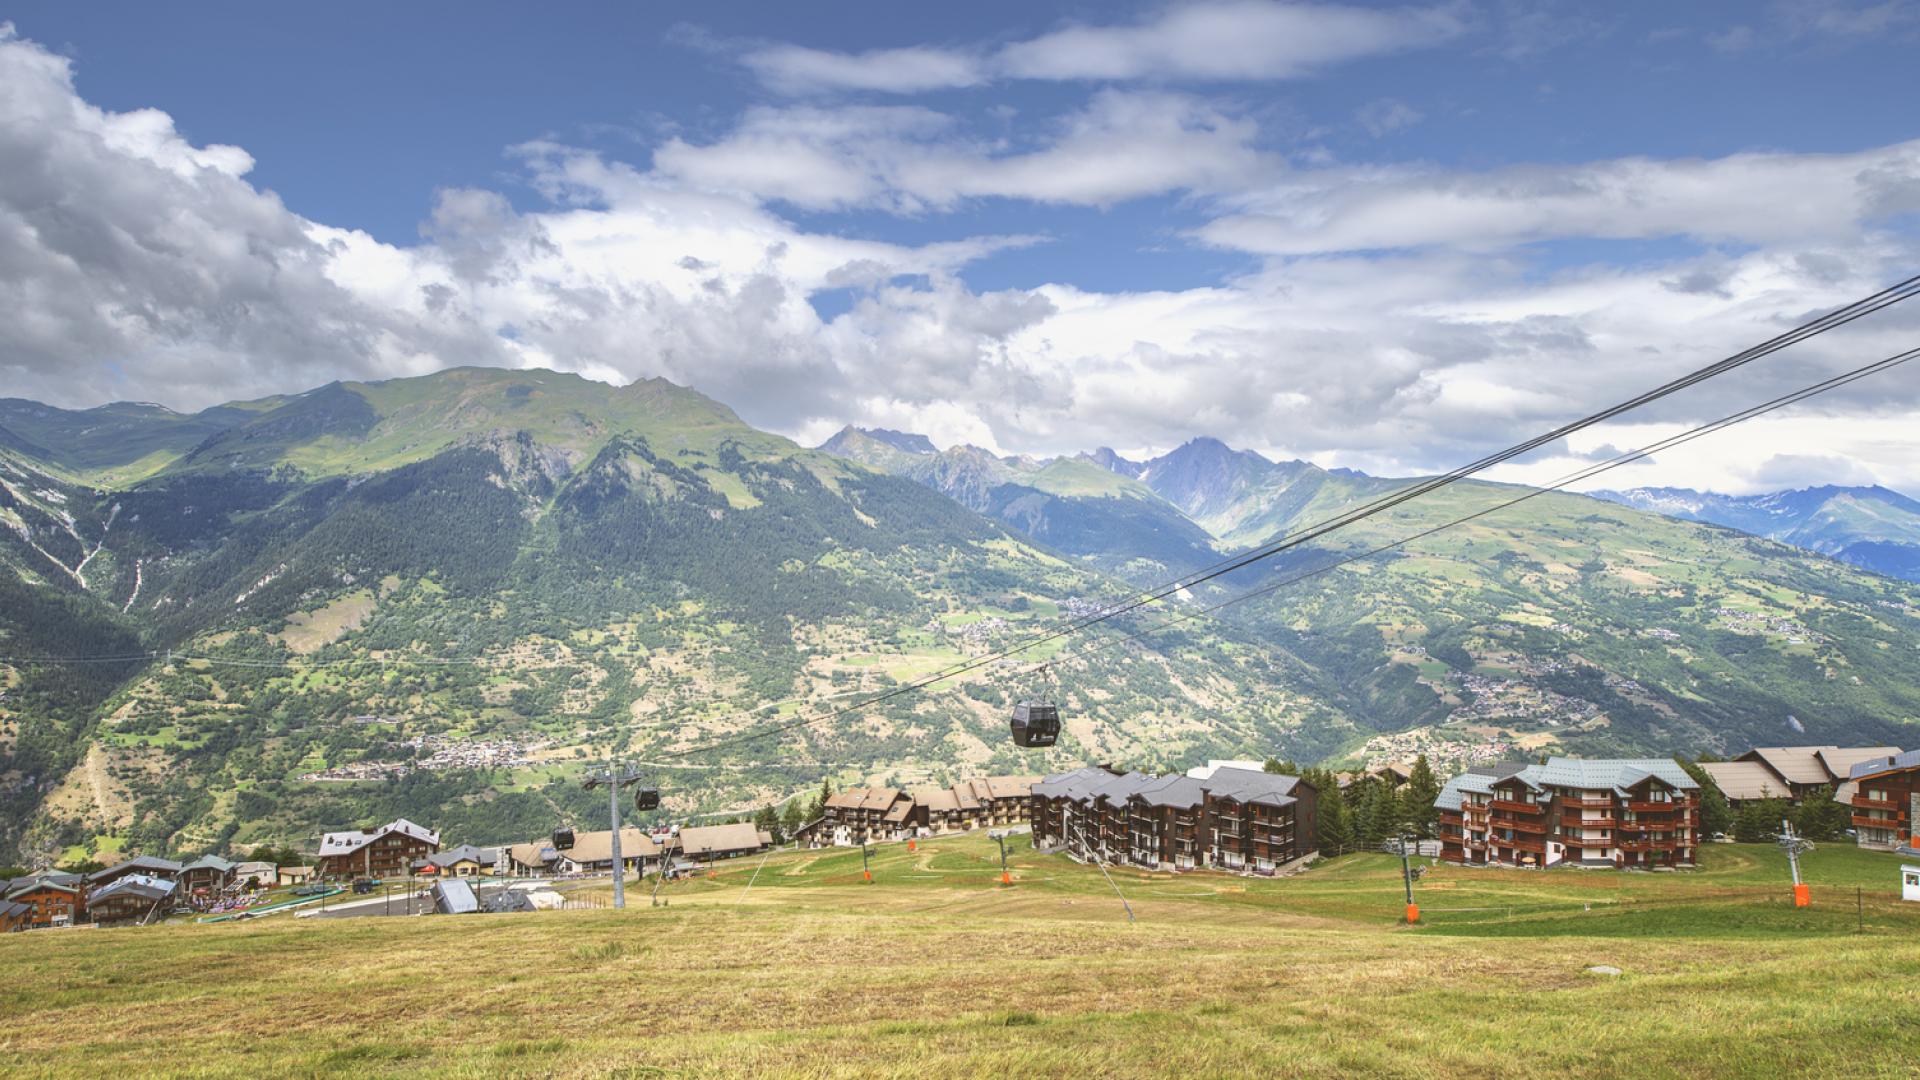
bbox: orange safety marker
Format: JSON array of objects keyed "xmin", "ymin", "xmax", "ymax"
[
  {"xmin": 1793, "ymin": 883, "xmax": 1810, "ymax": 908},
  {"xmin": 1001, "ymin": 870, "xmax": 1012, "ymax": 885},
  {"xmin": 1405, "ymin": 903, "xmax": 1420, "ymax": 924},
  {"xmin": 863, "ymin": 870, "xmax": 872, "ymax": 883},
  {"xmin": 908, "ymin": 838, "xmax": 917, "ymax": 852}
]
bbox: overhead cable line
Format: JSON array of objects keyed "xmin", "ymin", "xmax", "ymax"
[{"xmin": 655, "ymin": 325, "xmax": 1920, "ymax": 761}]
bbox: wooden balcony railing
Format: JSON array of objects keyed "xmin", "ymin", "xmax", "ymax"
[
  {"xmin": 1852, "ymin": 814, "xmax": 1899, "ymax": 829},
  {"xmin": 1627, "ymin": 800, "xmax": 1687, "ymax": 813},
  {"xmin": 1500, "ymin": 837, "xmax": 1546, "ymax": 854},
  {"xmin": 1568, "ymin": 818, "xmax": 1618, "ymax": 829},
  {"xmin": 1490, "ymin": 799, "xmax": 1544, "ymax": 814},
  {"xmin": 1504, "ymin": 818, "xmax": 1548, "ymax": 835},
  {"xmin": 1851, "ymin": 796, "xmax": 1902, "ymax": 811},
  {"xmin": 1557, "ymin": 796, "xmax": 1614, "ymax": 809}
]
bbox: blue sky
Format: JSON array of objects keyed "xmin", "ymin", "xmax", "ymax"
[{"xmin": 2, "ymin": 2, "xmax": 1917, "ymax": 491}]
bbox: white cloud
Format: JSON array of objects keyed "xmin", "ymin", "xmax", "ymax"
[
  {"xmin": 998, "ymin": 1, "xmax": 1465, "ymax": 82},
  {"xmin": 1198, "ymin": 140, "xmax": 1920, "ymax": 255},
  {"xmin": 5, "ymin": 24, "xmax": 1920, "ymax": 498},
  {"xmin": 731, "ymin": 2, "xmax": 1465, "ymax": 95},
  {"xmin": 741, "ymin": 44, "xmax": 986, "ymax": 95},
  {"xmin": 651, "ymin": 91, "xmax": 1279, "ymax": 211}
]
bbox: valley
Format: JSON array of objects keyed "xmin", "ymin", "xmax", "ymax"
[{"xmin": 3, "ymin": 372, "xmax": 1920, "ymax": 866}]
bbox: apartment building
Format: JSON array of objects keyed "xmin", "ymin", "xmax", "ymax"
[
  {"xmin": 1437, "ymin": 758, "xmax": 1700, "ymax": 869},
  {"xmin": 1031, "ymin": 764, "xmax": 1316, "ymax": 872},
  {"xmin": 1700, "ymin": 745, "xmax": 1904, "ymax": 806},
  {"xmin": 315, "ymin": 818, "xmax": 441, "ymax": 879},
  {"xmin": 1847, "ymin": 749, "xmax": 1920, "ymax": 853}
]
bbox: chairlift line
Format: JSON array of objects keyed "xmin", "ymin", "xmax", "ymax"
[{"xmin": 659, "ymin": 332, "xmax": 1920, "ymax": 760}]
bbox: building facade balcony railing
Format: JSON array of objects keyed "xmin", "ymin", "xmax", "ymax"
[
  {"xmin": 1617, "ymin": 839, "xmax": 1680, "ymax": 852},
  {"xmin": 1557, "ymin": 796, "xmax": 1615, "ymax": 809},
  {"xmin": 1489, "ymin": 798, "xmax": 1544, "ymax": 814},
  {"xmin": 1500, "ymin": 837, "xmax": 1546, "ymax": 854},
  {"xmin": 1852, "ymin": 814, "xmax": 1900, "ymax": 829},
  {"xmin": 1570, "ymin": 818, "xmax": 1619, "ymax": 829},
  {"xmin": 1851, "ymin": 796, "xmax": 1902, "ymax": 811},
  {"xmin": 1627, "ymin": 800, "xmax": 1688, "ymax": 813},
  {"xmin": 1502, "ymin": 818, "xmax": 1548, "ymax": 835}
]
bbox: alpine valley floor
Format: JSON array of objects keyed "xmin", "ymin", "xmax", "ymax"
[{"xmin": 2, "ymin": 832, "xmax": 1918, "ymax": 1079}]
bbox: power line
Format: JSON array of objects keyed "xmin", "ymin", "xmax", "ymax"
[{"xmin": 656, "ymin": 339, "xmax": 1918, "ymax": 760}]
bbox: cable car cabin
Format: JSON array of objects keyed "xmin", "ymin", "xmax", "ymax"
[
  {"xmin": 1010, "ymin": 702, "xmax": 1061, "ymax": 748},
  {"xmin": 634, "ymin": 787, "xmax": 660, "ymax": 812},
  {"xmin": 551, "ymin": 828, "xmax": 575, "ymax": 851}
]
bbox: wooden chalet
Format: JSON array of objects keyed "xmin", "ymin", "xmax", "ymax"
[
  {"xmin": 677, "ymin": 823, "xmax": 772, "ymax": 862},
  {"xmin": 87, "ymin": 873, "xmax": 177, "ymax": 925},
  {"xmin": 1437, "ymin": 758, "xmax": 1701, "ymax": 869},
  {"xmin": 1, "ymin": 872, "xmax": 85, "ymax": 928},
  {"xmin": 0, "ymin": 899, "xmax": 32, "ymax": 933},
  {"xmin": 315, "ymin": 818, "xmax": 440, "ymax": 879},
  {"xmin": 88, "ymin": 855, "xmax": 183, "ymax": 892},
  {"xmin": 178, "ymin": 855, "xmax": 236, "ymax": 897}
]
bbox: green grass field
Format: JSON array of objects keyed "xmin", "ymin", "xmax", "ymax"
[{"xmin": 3, "ymin": 834, "xmax": 1918, "ymax": 1079}]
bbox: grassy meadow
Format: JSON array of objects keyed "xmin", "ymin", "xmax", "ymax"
[{"xmin": 3, "ymin": 833, "xmax": 1918, "ymax": 1078}]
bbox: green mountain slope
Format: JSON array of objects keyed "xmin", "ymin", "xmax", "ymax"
[
  {"xmin": 1591, "ymin": 485, "xmax": 1920, "ymax": 583},
  {"xmin": 0, "ymin": 372, "xmax": 1345, "ymax": 864}
]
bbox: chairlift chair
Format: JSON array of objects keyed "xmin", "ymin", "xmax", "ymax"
[
  {"xmin": 551, "ymin": 827, "xmax": 575, "ymax": 852},
  {"xmin": 1009, "ymin": 702, "xmax": 1061, "ymax": 748}
]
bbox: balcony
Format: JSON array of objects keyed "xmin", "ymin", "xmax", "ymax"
[
  {"xmin": 1627, "ymin": 800, "xmax": 1682, "ymax": 812},
  {"xmin": 1499, "ymin": 837, "xmax": 1546, "ymax": 854},
  {"xmin": 1618, "ymin": 839, "xmax": 1679, "ymax": 852},
  {"xmin": 1504, "ymin": 818, "xmax": 1548, "ymax": 835},
  {"xmin": 1559, "ymin": 836, "xmax": 1608, "ymax": 849},
  {"xmin": 1851, "ymin": 796, "xmax": 1902, "ymax": 811},
  {"xmin": 1852, "ymin": 814, "xmax": 1899, "ymax": 830},
  {"xmin": 1557, "ymin": 796, "xmax": 1614, "ymax": 809},
  {"xmin": 1490, "ymin": 798, "xmax": 1544, "ymax": 814}
]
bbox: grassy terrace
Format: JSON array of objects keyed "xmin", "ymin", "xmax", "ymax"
[{"xmin": 3, "ymin": 834, "xmax": 1918, "ymax": 1078}]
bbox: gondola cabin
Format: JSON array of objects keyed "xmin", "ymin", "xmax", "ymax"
[
  {"xmin": 551, "ymin": 828, "xmax": 575, "ymax": 851},
  {"xmin": 634, "ymin": 787, "xmax": 660, "ymax": 812},
  {"xmin": 1010, "ymin": 702, "xmax": 1061, "ymax": 748}
]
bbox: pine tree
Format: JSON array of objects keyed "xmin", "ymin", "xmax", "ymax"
[
  {"xmin": 1793, "ymin": 785, "xmax": 1849, "ymax": 842},
  {"xmin": 1676, "ymin": 758, "xmax": 1732, "ymax": 839},
  {"xmin": 1733, "ymin": 798, "xmax": 1789, "ymax": 844},
  {"xmin": 1403, "ymin": 755, "xmax": 1442, "ymax": 840},
  {"xmin": 1356, "ymin": 781, "xmax": 1391, "ymax": 848}
]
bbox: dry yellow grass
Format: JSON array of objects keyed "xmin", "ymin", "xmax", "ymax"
[{"xmin": 3, "ymin": 835, "xmax": 1918, "ymax": 1078}]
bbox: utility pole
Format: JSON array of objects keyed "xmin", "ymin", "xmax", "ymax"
[
  {"xmin": 1779, "ymin": 818, "xmax": 1813, "ymax": 908},
  {"xmin": 1397, "ymin": 832, "xmax": 1419, "ymax": 924},
  {"xmin": 989, "ymin": 829, "xmax": 1012, "ymax": 885}
]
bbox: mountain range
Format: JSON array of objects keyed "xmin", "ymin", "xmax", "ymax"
[
  {"xmin": 3, "ymin": 373, "xmax": 1918, "ymax": 866},
  {"xmin": 1589, "ymin": 486, "xmax": 1920, "ymax": 583}
]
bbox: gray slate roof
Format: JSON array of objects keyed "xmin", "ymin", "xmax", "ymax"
[
  {"xmin": 1436, "ymin": 757, "xmax": 1696, "ymax": 810},
  {"xmin": 89, "ymin": 873, "xmax": 177, "ymax": 904},
  {"xmin": 89, "ymin": 856, "xmax": 183, "ymax": 882},
  {"xmin": 1852, "ymin": 748, "xmax": 1920, "ymax": 780}
]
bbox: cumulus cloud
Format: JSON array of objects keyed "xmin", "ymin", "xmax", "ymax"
[
  {"xmin": 732, "ymin": 1, "xmax": 1464, "ymax": 95},
  {"xmin": 1197, "ymin": 141, "xmax": 1920, "ymax": 255},
  {"xmin": 652, "ymin": 91, "xmax": 1278, "ymax": 211},
  {"xmin": 5, "ymin": 24, "xmax": 1920, "ymax": 496}
]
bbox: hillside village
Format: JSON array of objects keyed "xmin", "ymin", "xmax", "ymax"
[{"xmin": 8, "ymin": 740, "xmax": 1917, "ymax": 934}]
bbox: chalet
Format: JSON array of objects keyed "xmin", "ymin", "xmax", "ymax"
[
  {"xmin": 1701, "ymin": 745, "xmax": 1904, "ymax": 806},
  {"xmin": 0, "ymin": 900, "xmax": 32, "ymax": 932},
  {"xmin": 542, "ymin": 829, "xmax": 660, "ymax": 875},
  {"xmin": 88, "ymin": 874, "xmax": 177, "ymax": 925},
  {"xmin": 505, "ymin": 842, "xmax": 558, "ymax": 876},
  {"xmin": 415, "ymin": 845, "xmax": 499, "ymax": 878},
  {"xmin": 88, "ymin": 855, "xmax": 183, "ymax": 892},
  {"xmin": 1847, "ymin": 749, "xmax": 1920, "ymax": 854},
  {"xmin": 230, "ymin": 861, "xmax": 277, "ymax": 889},
  {"xmin": 315, "ymin": 819, "xmax": 440, "ymax": 879},
  {"xmin": 276, "ymin": 865, "xmax": 315, "ymax": 887},
  {"xmin": 1436, "ymin": 757, "xmax": 1700, "ymax": 870},
  {"xmin": 1032, "ymin": 765, "xmax": 1317, "ymax": 872},
  {"xmin": 178, "ymin": 855, "xmax": 235, "ymax": 897},
  {"xmin": 678, "ymin": 823, "xmax": 772, "ymax": 863},
  {"xmin": 2, "ymin": 873, "xmax": 84, "ymax": 928}
]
